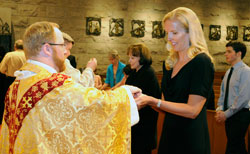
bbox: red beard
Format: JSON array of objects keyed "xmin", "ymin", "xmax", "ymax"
[{"xmin": 52, "ymin": 50, "xmax": 66, "ymax": 72}]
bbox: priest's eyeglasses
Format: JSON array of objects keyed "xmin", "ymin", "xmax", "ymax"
[{"xmin": 42, "ymin": 42, "xmax": 65, "ymax": 47}]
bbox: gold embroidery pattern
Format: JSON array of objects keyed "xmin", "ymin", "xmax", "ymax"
[
  {"xmin": 31, "ymin": 86, "xmax": 38, "ymax": 92},
  {"xmin": 22, "ymin": 97, "xmax": 32, "ymax": 108},
  {"xmin": 4, "ymin": 73, "xmax": 69, "ymax": 153},
  {"xmin": 35, "ymin": 91, "xmax": 42, "ymax": 98},
  {"xmin": 46, "ymin": 98, "xmax": 75, "ymax": 127},
  {"xmin": 41, "ymin": 82, "xmax": 48, "ymax": 91},
  {"xmin": 76, "ymin": 103, "xmax": 107, "ymax": 134},
  {"xmin": 34, "ymin": 87, "xmax": 131, "ymax": 153},
  {"xmin": 107, "ymin": 99, "xmax": 131, "ymax": 154},
  {"xmin": 45, "ymin": 129, "xmax": 72, "ymax": 154},
  {"xmin": 82, "ymin": 137, "xmax": 105, "ymax": 154},
  {"xmin": 4, "ymin": 81, "xmax": 20, "ymax": 154}
]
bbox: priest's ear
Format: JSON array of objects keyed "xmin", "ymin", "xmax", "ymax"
[{"xmin": 41, "ymin": 43, "xmax": 53, "ymax": 57}]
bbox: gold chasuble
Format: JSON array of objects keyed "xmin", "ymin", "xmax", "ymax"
[{"xmin": 0, "ymin": 63, "xmax": 132, "ymax": 154}]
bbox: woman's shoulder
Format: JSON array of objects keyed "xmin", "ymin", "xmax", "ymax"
[
  {"xmin": 118, "ymin": 61, "xmax": 126, "ymax": 67},
  {"xmin": 192, "ymin": 53, "xmax": 212, "ymax": 64},
  {"xmin": 141, "ymin": 65, "xmax": 157, "ymax": 78},
  {"xmin": 107, "ymin": 64, "xmax": 113, "ymax": 69},
  {"xmin": 147, "ymin": 65, "xmax": 156, "ymax": 73},
  {"xmin": 191, "ymin": 53, "xmax": 214, "ymax": 73}
]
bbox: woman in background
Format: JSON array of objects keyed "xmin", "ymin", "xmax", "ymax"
[
  {"xmin": 101, "ymin": 50, "xmax": 125, "ymax": 90},
  {"xmin": 111, "ymin": 64, "xmax": 132, "ymax": 90},
  {"xmin": 126, "ymin": 43, "xmax": 161, "ymax": 154},
  {"xmin": 94, "ymin": 70, "xmax": 102, "ymax": 89}
]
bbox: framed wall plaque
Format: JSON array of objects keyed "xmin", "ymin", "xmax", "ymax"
[
  {"xmin": 226, "ymin": 26, "xmax": 238, "ymax": 40},
  {"xmin": 209, "ymin": 25, "xmax": 221, "ymax": 41},
  {"xmin": 152, "ymin": 21, "xmax": 165, "ymax": 38},
  {"xmin": 131, "ymin": 20, "xmax": 145, "ymax": 37},
  {"xmin": 109, "ymin": 18, "xmax": 124, "ymax": 37},
  {"xmin": 0, "ymin": 18, "xmax": 10, "ymax": 35},
  {"xmin": 243, "ymin": 26, "xmax": 250, "ymax": 42},
  {"xmin": 0, "ymin": 7, "xmax": 11, "ymax": 35},
  {"xmin": 86, "ymin": 17, "xmax": 101, "ymax": 36}
]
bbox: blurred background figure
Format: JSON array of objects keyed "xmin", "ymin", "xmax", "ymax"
[
  {"xmin": 94, "ymin": 69, "xmax": 102, "ymax": 89},
  {"xmin": 62, "ymin": 32, "xmax": 96, "ymax": 87},
  {"xmin": 111, "ymin": 64, "xmax": 132, "ymax": 90},
  {"xmin": 63, "ymin": 32, "xmax": 77, "ymax": 68},
  {"xmin": 126, "ymin": 43, "xmax": 161, "ymax": 154},
  {"xmin": 101, "ymin": 49, "xmax": 125, "ymax": 90},
  {"xmin": 0, "ymin": 39, "xmax": 26, "ymax": 128},
  {"xmin": 0, "ymin": 39, "xmax": 26, "ymax": 77}
]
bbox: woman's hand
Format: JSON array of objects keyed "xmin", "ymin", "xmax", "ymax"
[
  {"xmin": 135, "ymin": 94, "xmax": 154, "ymax": 110},
  {"xmin": 123, "ymin": 85, "xmax": 142, "ymax": 98}
]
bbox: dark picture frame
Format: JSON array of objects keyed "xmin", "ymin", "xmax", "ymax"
[
  {"xmin": 109, "ymin": 18, "xmax": 124, "ymax": 37},
  {"xmin": 86, "ymin": 17, "xmax": 101, "ymax": 36},
  {"xmin": 152, "ymin": 21, "xmax": 165, "ymax": 39},
  {"xmin": 243, "ymin": 26, "xmax": 250, "ymax": 42},
  {"xmin": 0, "ymin": 18, "xmax": 11, "ymax": 35},
  {"xmin": 209, "ymin": 25, "xmax": 221, "ymax": 41},
  {"xmin": 226, "ymin": 26, "xmax": 238, "ymax": 40},
  {"xmin": 131, "ymin": 20, "xmax": 145, "ymax": 38}
]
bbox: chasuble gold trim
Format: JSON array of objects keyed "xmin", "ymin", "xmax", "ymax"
[{"xmin": 4, "ymin": 73, "xmax": 69, "ymax": 153}]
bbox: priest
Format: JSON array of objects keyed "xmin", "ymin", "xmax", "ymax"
[{"xmin": 0, "ymin": 21, "xmax": 140, "ymax": 154}]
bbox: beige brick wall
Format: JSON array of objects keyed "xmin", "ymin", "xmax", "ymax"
[{"xmin": 1, "ymin": 0, "xmax": 250, "ymax": 74}]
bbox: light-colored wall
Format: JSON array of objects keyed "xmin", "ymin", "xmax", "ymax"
[{"xmin": 1, "ymin": 0, "xmax": 250, "ymax": 74}]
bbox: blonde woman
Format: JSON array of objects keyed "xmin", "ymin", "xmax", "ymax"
[
  {"xmin": 101, "ymin": 50, "xmax": 125, "ymax": 90},
  {"xmin": 135, "ymin": 7, "xmax": 214, "ymax": 154}
]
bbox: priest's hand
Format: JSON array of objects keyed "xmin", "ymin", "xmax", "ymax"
[{"xmin": 86, "ymin": 58, "xmax": 97, "ymax": 71}]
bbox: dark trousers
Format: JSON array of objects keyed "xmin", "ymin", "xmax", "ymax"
[
  {"xmin": 225, "ymin": 108, "xmax": 250, "ymax": 154},
  {"xmin": 0, "ymin": 73, "xmax": 15, "ymax": 124}
]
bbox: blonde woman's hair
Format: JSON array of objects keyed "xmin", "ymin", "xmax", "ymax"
[
  {"xmin": 162, "ymin": 7, "xmax": 213, "ymax": 70},
  {"xmin": 23, "ymin": 21, "xmax": 59, "ymax": 58},
  {"xmin": 108, "ymin": 49, "xmax": 120, "ymax": 60}
]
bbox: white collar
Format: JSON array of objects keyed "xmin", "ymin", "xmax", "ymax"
[{"xmin": 27, "ymin": 59, "xmax": 57, "ymax": 73}]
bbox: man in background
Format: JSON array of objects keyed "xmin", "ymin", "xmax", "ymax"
[
  {"xmin": 63, "ymin": 32, "xmax": 77, "ymax": 68},
  {"xmin": 0, "ymin": 39, "xmax": 26, "ymax": 127},
  {"xmin": 215, "ymin": 41, "xmax": 250, "ymax": 154},
  {"xmin": 62, "ymin": 32, "xmax": 95, "ymax": 87},
  {"xmin": 0, "ymin": 39, "xmax": 26, "ymax": 77}
]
